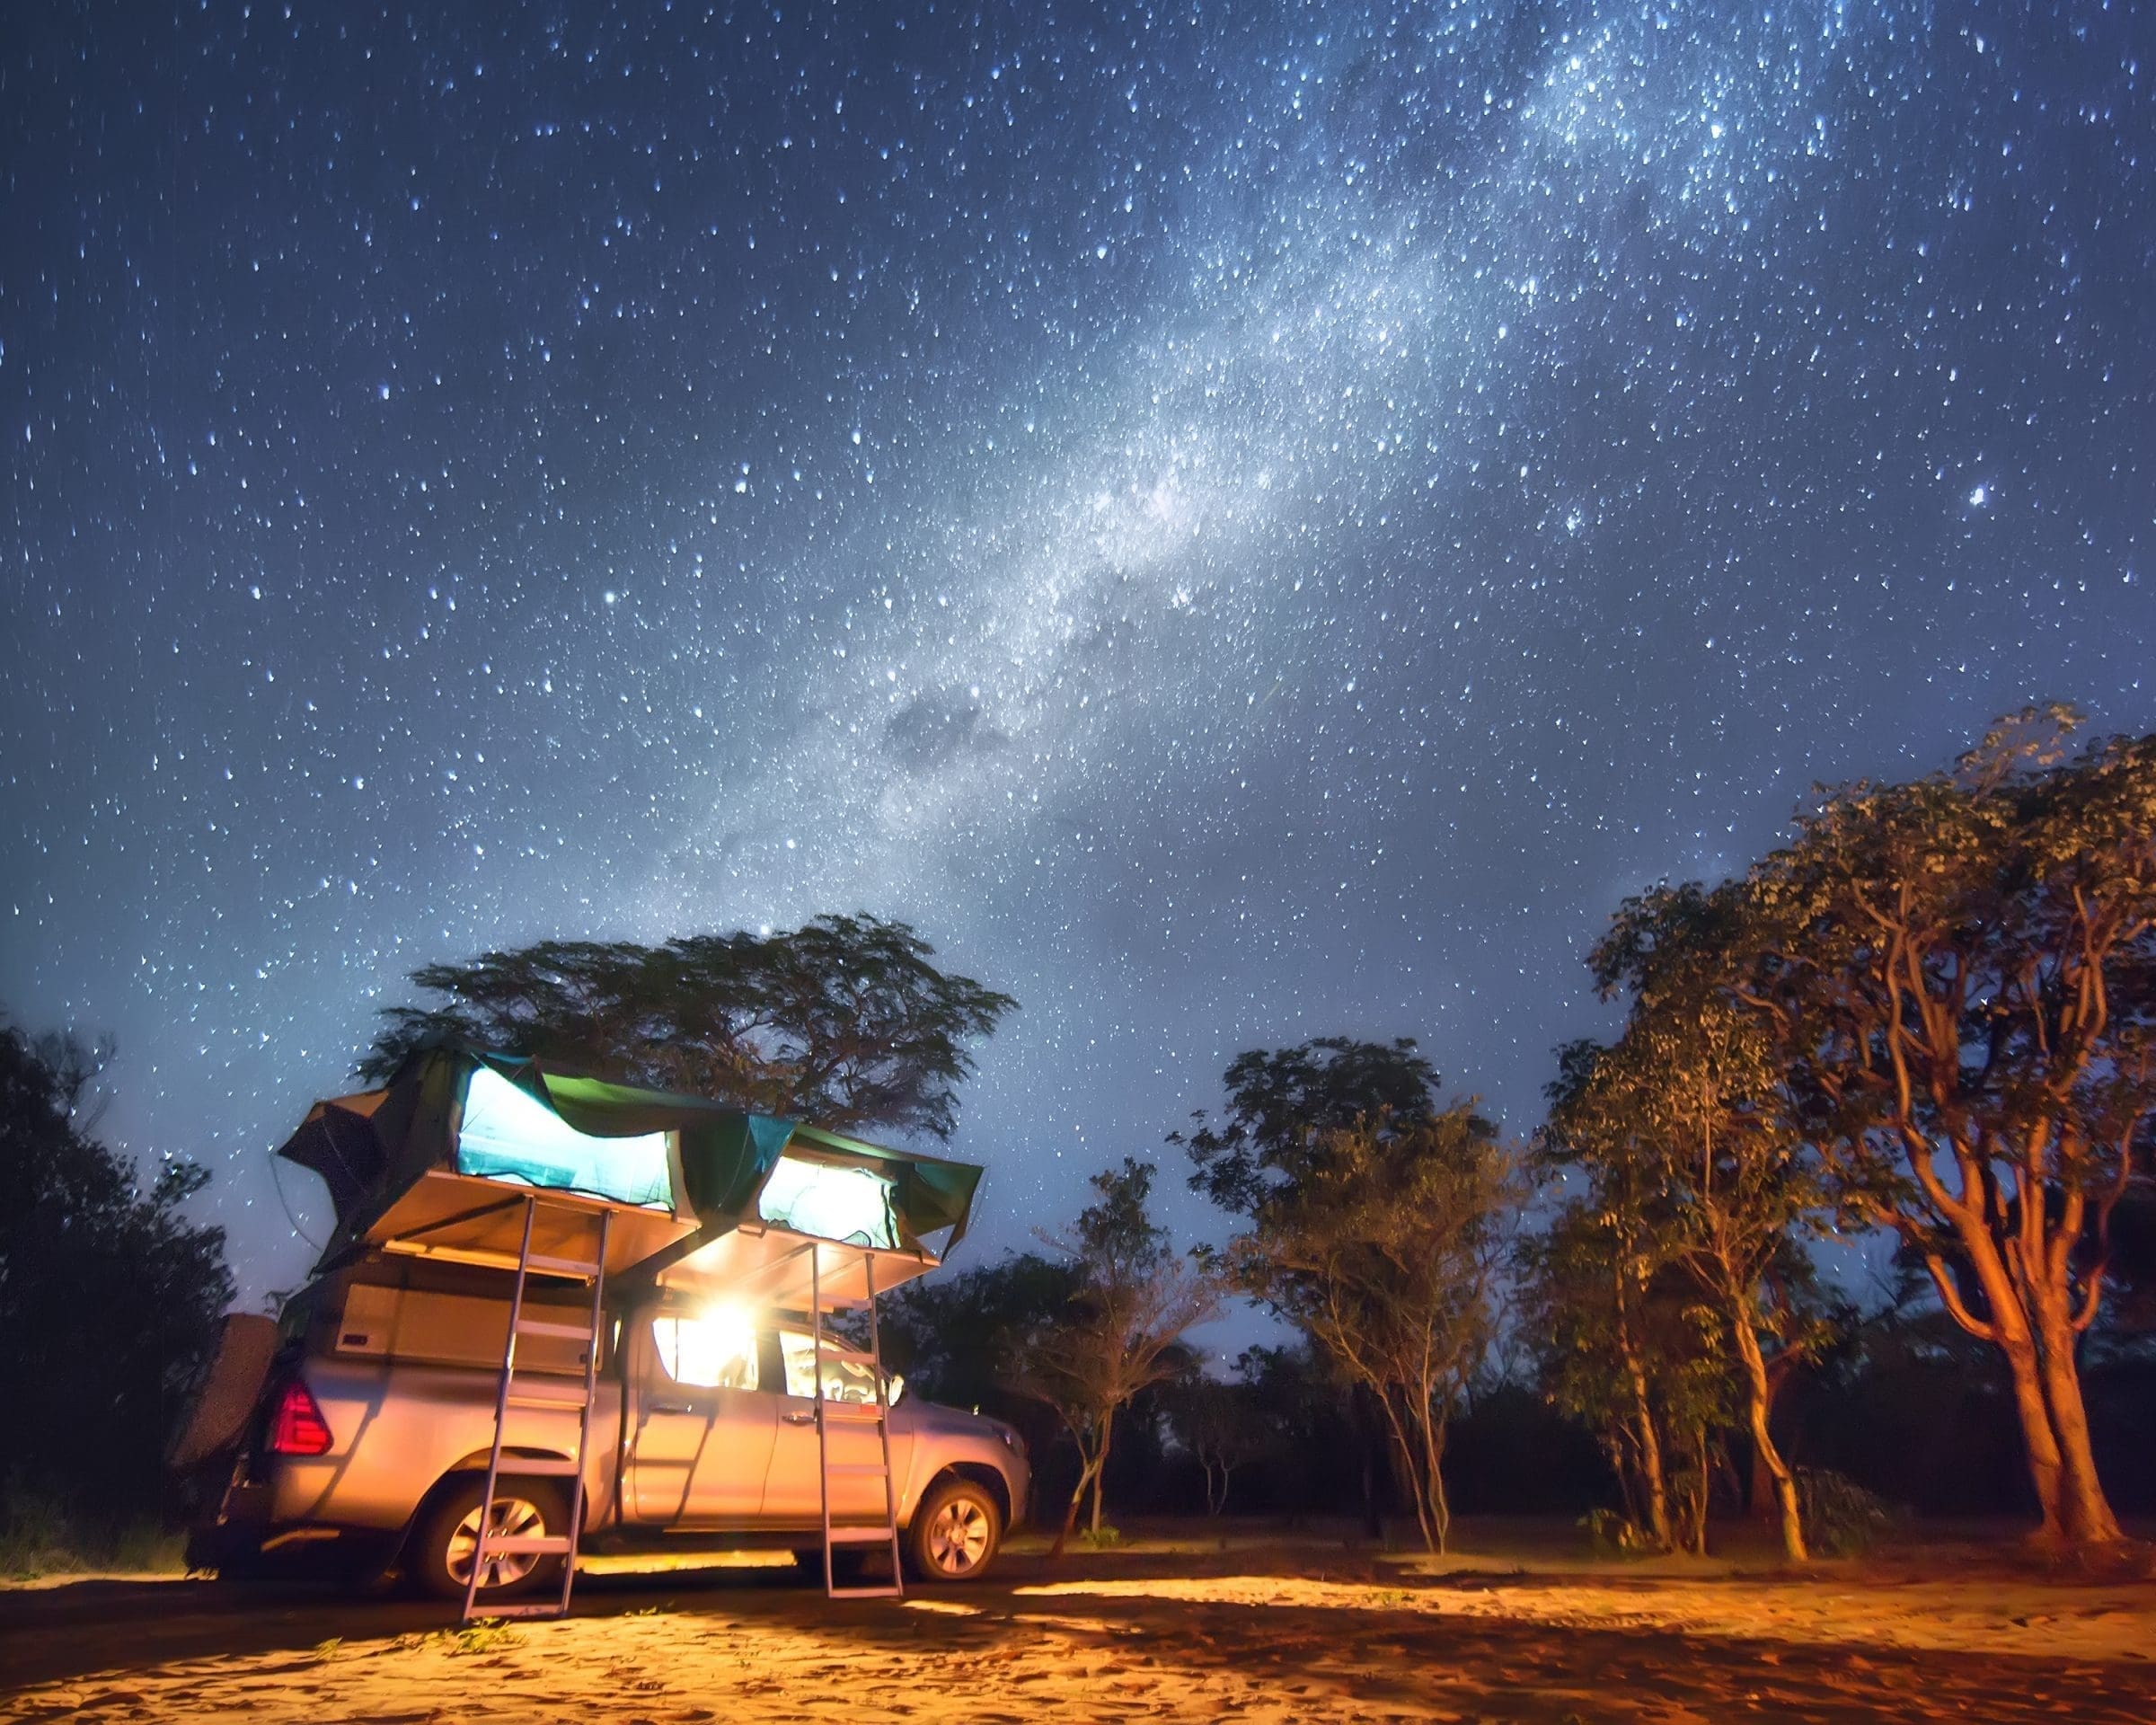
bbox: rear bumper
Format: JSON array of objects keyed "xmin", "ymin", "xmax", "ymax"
[{"xmin": 189, "ymin": 1472, "xmax": 402, "ymax": 1579}]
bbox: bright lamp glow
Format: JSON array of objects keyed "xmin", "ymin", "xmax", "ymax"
[
  {"xmin": 699, "ymin": 1300, "xmax": 757, "ymax": 1361},
  {"xmin": 651, "ymin": 1300, "xmax": 760, "ymax": 1389}
]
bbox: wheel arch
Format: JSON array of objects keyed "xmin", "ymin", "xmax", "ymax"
[
  {"xmin": 405, "ymin": 1451, "xmax": 585, "ymax": 1546},
  {"xmin": 915, "ymin": 1461, "xmax": 1010, "ymax": 1529}
]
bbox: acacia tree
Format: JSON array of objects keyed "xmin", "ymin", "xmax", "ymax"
[
  {"xmin": 1226, "ymin": 1110, "xmax": 1515, "ymax": 1552},
  {"xmin": 1012, "ymin": 1159, "xmax": 1223, "ymax": 1553},
  {"xmin": 1614, "ymin": 709, "xmax": 2155, "ymax": 1554},
  {"xmin": 363, "ymin": 913, "xmax": 1015, "ymax": 1140}
]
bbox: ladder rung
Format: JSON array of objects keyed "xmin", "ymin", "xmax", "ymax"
[
  {"xmin": 827, "ymin": 1585, "xmax": 904, "ymax": 1599},
  {"xmin": 496, "ymin": 1456, "xmax": 582, "ymax": 1477},
  {"xmin": 476, "ymin": 1600, "xmax": 573, "ymax": 1618},
  {"xmin": 827, "ymin": 1526, "xmax": 898, "ymax": 1544},
  {"xmin": 526, "ymin": 1253, "xmax": 602, "ymax": 1275},
  {"xmin": 825, "ymin": 1464, "xmax": 889, "ymax": 1477},
  {"xmin": 820, "ymin": 1404, "xmax": 885, "ymax": 1424},
  {"xmin": 516, "ymin": 1316, "xmax": 596, "ymax": 1340},
  {"xmin": 475, "ymin": 1535, "xmax": 575, "ymax": 1555},
  {"xmin": 507, "ymin": 1391, "xmax": 590, "ymax": 1411}
]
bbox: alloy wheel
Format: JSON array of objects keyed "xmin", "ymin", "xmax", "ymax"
[
  {"xmin": 446, "ymin": 1493, "xmax": 548, "ymax": 1591},
  {"xmin": 925, "ymin": 1496, "xmax": 992, "ymax": 1575}
]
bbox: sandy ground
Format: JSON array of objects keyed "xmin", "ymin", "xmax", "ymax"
[{"xmin": 4, "ymin": 1529, "xmax": 2152, "ymax": 1723}]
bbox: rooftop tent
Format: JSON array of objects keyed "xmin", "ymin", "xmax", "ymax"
[
  {"xmin": 278, "ymin": 1050, "xmax": 704, "ymax": 1278},
  {"xmin": 275, "ymin": 1047, "xmax": 984, "ymax": 1303}
]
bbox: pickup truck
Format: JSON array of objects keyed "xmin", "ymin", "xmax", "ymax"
[{"xmin": 186, "ymin": 1254, "xmax": 1029, "ymax": 1602}]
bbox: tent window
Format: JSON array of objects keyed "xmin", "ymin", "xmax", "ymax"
[
  {"xmin": 455, "ymin": 1066, "xmax": 674, "ymax": 1209},
  {"xmin": 756, "ymin": 1155, "xmax": 897, "ymax": 1249}
]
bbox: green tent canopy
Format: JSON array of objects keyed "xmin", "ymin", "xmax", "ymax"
[{"xmin": 277, "ymin": 1047, "xmax": 984, "ymax": 1305}]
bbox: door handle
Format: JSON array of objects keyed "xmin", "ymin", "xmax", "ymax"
[
  {"xmin": 649, "ymin": 1402, "xmax": 696, "ymax": 1415},
  {"xmin": 782, "ymin": 1411, "xmax": 817, "ymax": 1425}
]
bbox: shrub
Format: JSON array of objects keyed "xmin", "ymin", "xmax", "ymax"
[{"xmin": 1796, "ymin": 1468, "xmax": 1903, "ymax": 1556}]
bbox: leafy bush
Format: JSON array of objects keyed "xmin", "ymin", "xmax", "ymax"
[
  {"xmin": 1796, "ymin": 1467, "xmax": 1904, "ymax": 1555},
  {"xmin": 1577, "ymin": 1507, "xmax": 1653, "ymax": 1558}
]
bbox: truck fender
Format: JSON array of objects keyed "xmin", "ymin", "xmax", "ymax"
[{"xmin": 923, "ymin": 1462, "xmax": 1011, "ymax": 1528}]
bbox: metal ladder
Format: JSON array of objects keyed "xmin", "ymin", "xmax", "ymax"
[
  {"xmin": 462, "ymin": 1194, "xmax": 612, "ymax": 1623},
  {"xmin": 809, "ymin": 1248, "xmax": 904, "ymax": 1600}
]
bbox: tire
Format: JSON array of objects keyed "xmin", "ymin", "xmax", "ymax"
[
  {"xmin": 410, "ymin": 1474, "xmax": 570, "ymax": 1604},
  {"xmin": 905, "ymin": 1475, "xmax": 1003, "ymax": 1583}
]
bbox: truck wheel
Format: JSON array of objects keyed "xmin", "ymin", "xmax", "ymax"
[
  {"xmin": 906, "ymin": 1476, "xmax": 1002, "ymax": 1582},
  {"xmin": 411, "ymin": 1475, "xmax": 570, "ymax": 1603}
]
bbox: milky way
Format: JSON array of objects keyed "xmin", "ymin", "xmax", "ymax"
[{"xmin": 4, "ymin": 2, "xmax": 2151, "ymax": 1299}]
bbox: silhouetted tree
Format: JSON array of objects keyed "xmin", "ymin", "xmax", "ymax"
[
  {"xmin": 1178, "ymin": 1037, "xmax": 1440, "ymax": 1216},
  {"xmin": 363, "ymin": 913, "xmax": 1015, "ymax": 1140},
  {"xmin": 1223, "ymin": 1110, "xmax": 1516, "ymax": 1552},
  {"xmin": 0, "ymin": 1024, "xmax": 234, "ymax": 1534},
  {"xmin": 1012, "ymin": 1159, "xmax": 1224, "ymax": 1552},
  {"xmin": 1162, "ymin": 1369, "xmax": 1275, "ymax": 1515}
]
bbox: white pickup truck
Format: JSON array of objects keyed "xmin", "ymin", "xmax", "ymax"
[{"xmin": 186, "ymin": 1253, "xmax": 1029, "ymax": 1603}]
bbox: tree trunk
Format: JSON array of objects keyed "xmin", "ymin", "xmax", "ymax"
[
  {"xmin": 1930, "ymin": 1210, "xmax": 2069, "ymax": 1544},
  {"xmin": 1729, "ymin": 1302, "xmax": 1807, "ymax": 1561},
  {"xmin": 1412, "ymin": 1392, "xmax": 1453, "ymax": 1556},
  {"xmin": 2028, "ymin": 1275, "xmax": 2126, "ymax": 1550},
  {"xmin": 1088, "ymin": 1406, "xmax": 1117, "ymax": 1537},
  {"xmin": 1615, "ymin": 1300, "xmax": 1673, "ymax": 1551},
  {"xmin": 1048, "ymin": 1453, "xmax": 1096, "ymax": 1559},
  {"xmin": 1687, "ymin": 1429, "xmax": 1711, "ymax": 1556},
  {"xmin": 1376, "ymin": 1393, "xmax": 1439, "ymax": 1552}
]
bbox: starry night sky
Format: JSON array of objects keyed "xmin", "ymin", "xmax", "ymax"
[{"xmin": 4, "ymin": 2, "xmax": 2151, "ymax": 1303}]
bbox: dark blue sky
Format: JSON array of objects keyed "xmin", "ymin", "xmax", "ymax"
[{"xmin": 4, "ymin": 1, "xmax": 2150, "ymax": 1304}]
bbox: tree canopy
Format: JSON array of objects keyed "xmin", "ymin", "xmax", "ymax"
[
  {"xmin": 362, "ymin": 912, "xmax": 1016, "ymax": 1141},
  {"xmin": 1177, "ymin": 1036, "xmax": 1449, "ymax": 1216}
]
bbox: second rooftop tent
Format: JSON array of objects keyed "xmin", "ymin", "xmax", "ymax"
[{"xmin": 274, "ymin": 1046, "xmax": 983, "ymax": 1306}]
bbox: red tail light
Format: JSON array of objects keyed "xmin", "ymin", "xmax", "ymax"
[{"xmin": 266, "ymin": 1381, "xmax": 333, "ymax": 1456}]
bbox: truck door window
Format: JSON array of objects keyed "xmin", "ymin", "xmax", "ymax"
[
  {"xmin": 650, "ymin": 1312, "xmax": 759, "ymax": 1390},
  {"xmin": 778, "ymin": 1330, "xmax": 882, "ymax": 1403}
]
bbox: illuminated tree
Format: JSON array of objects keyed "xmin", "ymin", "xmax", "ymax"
[
  {"xmin": 1614, "ymin": 708, "xmax": 2155, "ymax": 1555},
  {"xmin": 1541, "ymin": 998, "xmax": 1836, "ymax": 1562}
]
